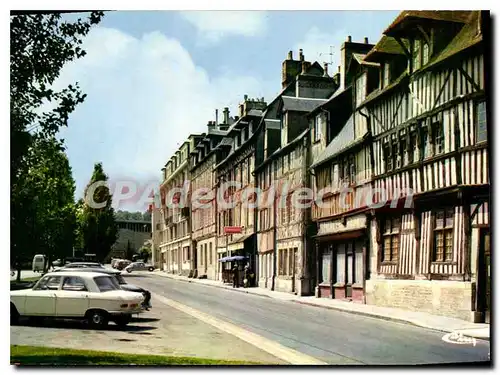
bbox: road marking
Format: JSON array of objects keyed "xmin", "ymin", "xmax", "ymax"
[{"xmin": 152, "ymin": 293, "xmax": 327, "ymax": 365}]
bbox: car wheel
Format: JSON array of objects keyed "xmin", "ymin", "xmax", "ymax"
[
  {"xmin": 114, "ymin": 315, "xmax": 132, "ymax": 327},
  {"xmin": 86, "ymin": 310, "xmax": 109, "ymax": 329},
  {"xmin": 10, "ymin": 304, "xmax": 19, "ymax": 325},
  {"xmin": 148, "ymin": 267, "xmax": 154, "ymax": 272}
]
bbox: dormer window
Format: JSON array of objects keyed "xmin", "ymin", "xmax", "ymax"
[
  {"xmin": 313, "ymin": 114, "xmax": 322, "ymax": 143},
  {"xmin": 412, "ymin": 39, "xmax": 430, "ymax": 72},
  {"xmin": 383, "ymin": 62, "xmax": 390, "ymax": 87}
]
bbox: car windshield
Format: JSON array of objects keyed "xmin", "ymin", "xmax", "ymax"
[
  {"xmin": 94, "ymin": 276, "xmax": 120, "ymax": 292},
  {"xmin": 115, "ymin": 275, "xmax": 127, "ymax": 285}
]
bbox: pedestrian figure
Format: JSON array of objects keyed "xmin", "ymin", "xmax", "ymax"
[
  {"xmin": 243, "ymin": 263, "xmax": 251, "ymax": 288},
  {"xmin": 232, "ymin": 264, "xmax": 239, "ymax": 288}
]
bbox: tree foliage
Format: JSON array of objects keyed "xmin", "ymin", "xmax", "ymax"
[
  {"xmin": 115, "ymin": 210, "xmax": 152, "ymax": 222},
  {"xmin": 78, "ymin": 163, "xmax": 119, "ymax": 262},
  {"xmin": 11, "ymin": 137, "xmax": 77, "ymax": 277},
  {"xmin": 11, "ymin": 11, "xmax": 104, "ymax": 185},
  {"xmin": 10, "ymin": 11, "xmax": 103, "ymax": 276}
]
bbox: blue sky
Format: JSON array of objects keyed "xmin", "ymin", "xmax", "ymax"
[{"xmin": 56, "ymin": 10, "xmax": 399, "ymax": 211}]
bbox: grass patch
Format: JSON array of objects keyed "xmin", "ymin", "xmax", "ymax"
[{"xmin": 10, "ymin": 345, "xmax": 261, "ymax": 366}]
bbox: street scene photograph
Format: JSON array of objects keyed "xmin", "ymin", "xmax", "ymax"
[{"xmin": 9, "ymin": 4, "xmax": 492, "ymax": 367}]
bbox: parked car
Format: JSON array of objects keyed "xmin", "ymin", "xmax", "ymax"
[
  {"xmin": 53, "ymin": 267, "xmax": 152, "ymax": 309},
  {"xmin": 116, "ymin": 260, "xmax": 132, "ymax": 271},
  {"xmin": 125, "ymin": 262, "xmax": 155, "ymax": 273},
  {"xmin": 32, "ymin": 254, "xmax": 45, "ymax": 272},
  {"xmin": 111, "ymin": 258, "xmax": 121, "ymax": 269},
  {"xmin": 10, "ymin": 271, "xmax": 145, "ymax": 328},
  {"xmin": 61, "ymin": 262, "xmax": 104, "ymax": 269}
]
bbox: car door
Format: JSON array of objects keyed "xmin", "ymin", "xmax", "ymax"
[
  {"xmin": 25, "ymin": 275, "xmax": 61, "ymax": 316},
  {"xmin": 55, "ymin": 276, "xmax": 90, "ymax": 317}
]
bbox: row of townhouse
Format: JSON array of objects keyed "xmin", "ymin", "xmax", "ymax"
[{"xmin": 151, "ymin": 10, "xmax": 490, "ymax": 323}]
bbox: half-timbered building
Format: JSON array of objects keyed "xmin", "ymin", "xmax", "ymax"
[
  {"xmin": 309, "ymin": 37, "xmax": 376, "ymax": 301},
  {"xmin": 358, "ymin": 11, "xmax": 489, "ymax": 322},
  {"xmin": 254, "ymin": 50, "xmax": 338, "ymax": 295}
]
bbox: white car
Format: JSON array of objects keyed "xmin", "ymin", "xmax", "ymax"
[{"xmin": 10, "ymin": 271, "xmax": 145, "ymax": 328}]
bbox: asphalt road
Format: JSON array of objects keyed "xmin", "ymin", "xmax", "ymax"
[{"xmin": 127, "ymin": 273, "xmax": 491, "ymax": 365}]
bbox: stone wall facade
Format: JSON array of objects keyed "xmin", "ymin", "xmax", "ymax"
[{"xmin": 365, "ymin": 279, "xmax": 474, "ymax": 321}]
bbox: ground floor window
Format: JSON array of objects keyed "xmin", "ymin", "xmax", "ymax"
[
  {"xmin": 382, "ymin": 216, "xmax": 400, "ymax": 262},
  {"xmin": 433, "ymin": 208, "xmax": 454, "ymax": 262},
  {"xmin": 321, "ymin": 248, "xmax": 331, "ymax": 284}
]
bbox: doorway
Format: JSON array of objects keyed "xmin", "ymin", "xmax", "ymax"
[{"xmin": 477, "ymin": 228, "xmax": 490, "ymax": 323}]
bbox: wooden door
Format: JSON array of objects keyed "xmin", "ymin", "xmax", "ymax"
[
  {"xmin": 346, "ymin": 242, "xmax": 353, "ymax": 298},
  {"xmin": 477, "ymin": 228, "xmax": 491, "ymax": 323}
]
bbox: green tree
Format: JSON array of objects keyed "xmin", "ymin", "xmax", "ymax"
[
  {"xmin": 139, "ymin": 245, "xmax": 152, "ymax": 263},
  {"xmin": 11, "ymin": 137, "xmax": 77, "ymax": 279},
  {"xmin": 11, "ymin": 11, "xmax": 104, "ymax": 187},
  {"xmin": 10, "ymin": 11, "xmax": 103, "ymax": 278},
  {"xmin": 79, "ymin": 163, "xmax": 119, "ymax": 262}
]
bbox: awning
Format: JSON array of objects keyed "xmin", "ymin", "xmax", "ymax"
[
  {"xmin": 227, "ymin": 233, "xmax": 253, "ymax": 252},
  {"xmin": 313, "ymin": 229, "xmax": 365, "ymax": 242},
  {"xmin": 218, "ymin": 255, "xmax": 249, "ymax": 263}
]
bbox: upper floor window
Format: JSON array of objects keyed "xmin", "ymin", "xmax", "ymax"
[
  {"xmin": 356, "ymin": 74, "xmax": 367, "ymax": 105},
  {"xmin": 348, "ymin": 155, "xmax": 356, "ymax": 184},
  {"xmin": 412, "ymin": 39, "xmax": 430, "ymax": 72},
  {"xmin": 383, "ymin": 143, "xmax": 393, "ymax": 172},
  {"xmin": 382, "ymin": 217, "xmax": 400, "ymax": 263},
  {"xmin": 433, "ymin": 121, "xmax": 444, "ymax": 155},
  {"xmin": 433, "ymin": 208, "xmax": 454, "ymax": 262},
  {"xmin": 476, "ymin": 101, "xmax": 487, "ymax": 143},
  {"xmin": 383, "ymin": 62, "xmax": 390, "ymax": 87},
  {"xmin": 314, "ymin": 114, "xmax": 322, "ymax": 142}
]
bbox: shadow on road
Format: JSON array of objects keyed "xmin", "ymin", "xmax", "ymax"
[
  {"xmin": 130, "ymin": 317, "xmax": 160, "ymax": 323},
  {"xmin": 122, "ymin": 273, "xmax": 154, "ymax": 278},
  {"xmin": 14, "ymin": 318, "xmax": 157, "ymax": 332}
]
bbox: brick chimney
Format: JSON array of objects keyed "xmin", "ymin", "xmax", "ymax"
[
  {"xmin": 223, "ymin": 107, "xmax": 230, "ymax": 124},
  {"xmin": 340, "ymin": 36, "xmax": 375, "ymax": 89},
  {"xmin": 207, "ymin": 120, "xmax": 215, "ymax": 132},
  {"xmin": 281, "ymin": 50, "xmax": 302, "ymax": 89},
  {"xmin": 301, "ymin": 61, "xmax": 311, "ymax": 74},
  {"xmin": 323, "ymin": 63, "xmax": 329, "ymax": 77}
]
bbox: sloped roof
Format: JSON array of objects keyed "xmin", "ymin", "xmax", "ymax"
[
  {"xmin": 423, "ymin": 11, "xmax": 482, "ymax": 70},
  {"xmin": 364, "ymin": 35, "xmax": 409, "ymax": 62},
  {"xmin": 352, "ymin": 53, "xmax": 380, "ymax": 67},
  {"xmin": 385, "ymin": 11, "xmax": 472, "ymax": 35},
  {"xmin": 311, "ymin": 115, "xmax": 367, "ymax": 168},
  {"xmin": 358, "ymin": 71, "xmax": 408, "ymax": 108},
  {"xmin": 264, "ymin": 119, "xmax": 281, "ymax": 130},
  {"xmin": 218, "ymin": 137, "xmax": 233, "ymax": 148},
  {"xmin": 281, "ymin": 96, "xmax": 327, "ymax": 112}
]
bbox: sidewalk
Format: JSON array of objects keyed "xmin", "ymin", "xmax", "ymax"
[{"xmin": 150, "ymin": 270, "xmax": 490, "ymax": 341}]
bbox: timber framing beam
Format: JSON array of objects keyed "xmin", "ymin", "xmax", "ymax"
[
  {"xmin": 394, "ymin": 36, "xmax": 411, "ymax": 58},
  {"xmin": 417, "ymin": 25, "xmax": 431, "ymax": 45}
]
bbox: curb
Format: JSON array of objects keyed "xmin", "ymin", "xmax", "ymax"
[
  {"xmin": 153, "ymin": 272, "xmax": 273, "ymax": 299},
  {"xmin": 150, "ymin": 272, "xmax": 490, "ymax": 341}
]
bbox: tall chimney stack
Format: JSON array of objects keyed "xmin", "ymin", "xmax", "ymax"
[
  {"xmin": 364, "ymin": 37, "xmax": 369, "ymax": 44},
  {"xmin": 299, "ymin": 49, "xmax": 304, "ymax": 61},
  {"xmin": 347, "ymin": 35, "xmax": 352, "ymax": 42},
  {"xmin": 223, "ymin": 107, "xmax": 229, "ymax": 124},
  {"xmin": 323, "ymin": 63, "xmax": 329, "ymax": 77},
  {"xmin": 287, "ymin": 50, "xmax": 293, "ymax": 60},
  {"xmin": 215, "ymin": 109, "xmax": 218, "ymax": 125}
]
